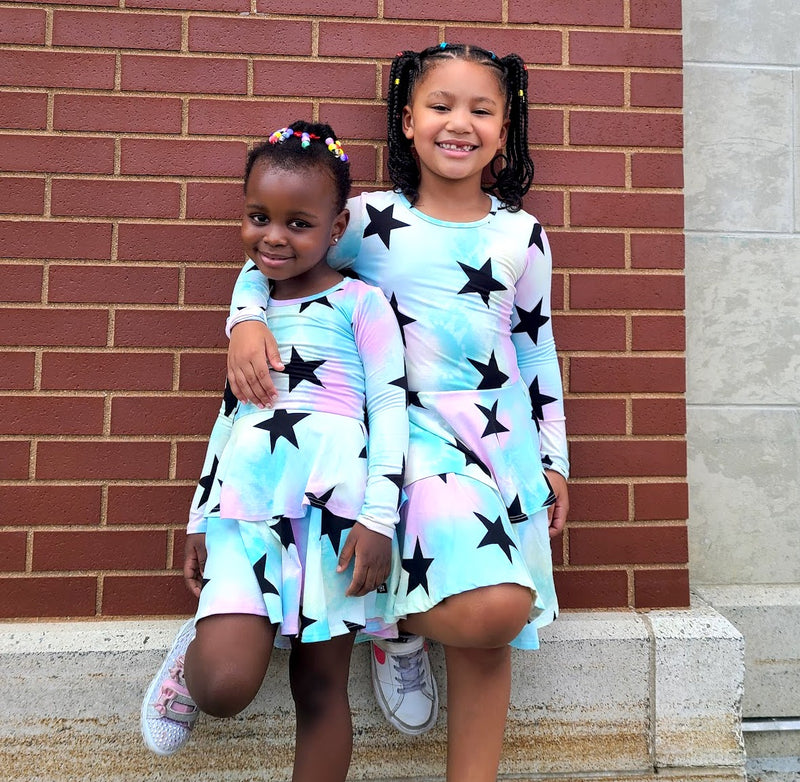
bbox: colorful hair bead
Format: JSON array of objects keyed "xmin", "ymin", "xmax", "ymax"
[
  {"xmin": 268, "ymin": 127, "xmax": 293, "ymax": 144},
  {"xmin": 300, "ymin": 131, "xmax": 311, "ymax": 148},
  {"xmin": 439, "ymin": 42, "xmax": 447, "ymax": 49},
  {"xmin": 325, "ymin": 136, "xmax": 349, "ymax": 163}
]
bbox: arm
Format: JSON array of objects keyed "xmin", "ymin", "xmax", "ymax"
[
  {"xmin": 337, "ymin": 287, "xmax": 409, "ymax": 596},
  {"xmin": 226, "ymin": 262, "xmax": 282, "ymax": 407},
  {"xmin": 184, "ymin": 380, "xmax": 238, "ymax": 595},
  {"xmin": 510, "ymin": 224, "xmax": 570, "ymax": 536}
]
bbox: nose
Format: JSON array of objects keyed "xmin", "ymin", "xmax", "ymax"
[
  {"xmin": 261, "ymin": 222, "xmax": 287, "ymax": 246},
  {"xmin": 445, "ymin": 106, "xmax": 472, "ymax": 132}
]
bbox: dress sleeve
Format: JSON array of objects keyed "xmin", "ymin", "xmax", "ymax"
[
  {"xmin": 510, "ymin": 223, "xmax": 570, "ymax": 479},
  {"xmin": 351, "ymin": 286, "xmax": 410, "ymax": 538},
  {"xmin": 186, "ymin": 381, "xmax": 239, "ymax": 534}
]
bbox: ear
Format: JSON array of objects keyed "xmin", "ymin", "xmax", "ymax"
[
  {"xmin": 330, "ymin": 208, "xmax": 349, "ymax": 246},
  {"xmin": 402, "ymin": 105, "xmax": 414, "ymax": 140},
  {"xmin": 497, "ymin": 117, "xmax": 509, "ymax": 151}
]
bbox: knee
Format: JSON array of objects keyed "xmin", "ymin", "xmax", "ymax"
[
  {"xmin": 188, "ymin": 663, "xmax": 262, "ymax": 718},
  {"xmin": 453, "ymin": 585, "xmax": 532, "ymax": 648}
]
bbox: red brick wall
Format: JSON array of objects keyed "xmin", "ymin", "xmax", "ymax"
[{"xmin": 0, "ymin": 0, "xmax": 688, "ymax": 618}]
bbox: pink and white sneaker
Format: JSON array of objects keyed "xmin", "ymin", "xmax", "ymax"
[
  {"xmin": 140, "ymin": 619, "xmax": 199, "ymax": 756},
  {"xmin": 371, "ymin": 634, "xmax": 438, "ymax": 735}
]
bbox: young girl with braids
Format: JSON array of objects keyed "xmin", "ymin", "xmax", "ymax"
[
  {"xmin": 226, "ymin": 44, "xmax": 570, "ymax": 781},
  {"xmin": 140, "ymin": 120, "xmax": 409, "ymax": 782}
]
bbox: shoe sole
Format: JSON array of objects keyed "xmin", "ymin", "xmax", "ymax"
[{"xmin": 369, "ymin": 649, "xmax": 439, "ymax": 736}]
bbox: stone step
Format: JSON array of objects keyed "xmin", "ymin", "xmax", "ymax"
[{"xmin": 0, "ymin": 602, "xmax": 746, "ymax": 782}]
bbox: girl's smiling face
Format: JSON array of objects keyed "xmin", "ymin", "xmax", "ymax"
[
  {"xmin": 402, "ymin": 58, "xmax": 509, "ymax": 192},
  {"xmin": 241, "ymin": 161, "xmax": 348, "ymax": 299}
]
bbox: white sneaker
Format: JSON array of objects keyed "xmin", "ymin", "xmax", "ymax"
[
  {"xmin": 140, "ymin": 619, "xmax": 199, "ymax": 756},
  {"xmin": 370, "ymin": 634, "xmax": 438, "ymax": 735}
]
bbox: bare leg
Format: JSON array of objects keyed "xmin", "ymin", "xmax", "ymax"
[
  {"xmin": 399, "ymin": 584, "xmax": 531, "ymax": 782},
  {"xmin": 289, "ymin": 632, "xmax": 356, "ymax": 782},
  {"xmin": 444, "ymin": 644, "xmax": 512, "ymax": 782},
  {"xmin": 184, "ymin": 613, "xmax": 275, "ymax": 717}
]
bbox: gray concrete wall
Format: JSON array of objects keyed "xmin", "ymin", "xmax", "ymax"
[{"xmin": 683, "ymin": 0, "xmax": 800, "ymax": 733}]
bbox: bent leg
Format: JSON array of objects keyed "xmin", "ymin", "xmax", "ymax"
[
  {"xmin": 401, "ymin": 582, "xmax": 532, "ymax": 648},
  {"xmin": 289, "ymin": 632, "xmax": 356, "ymax": 782},
  {"xmin": 184, "ymin": 613, "xmax": 275, "ymax": 718}
]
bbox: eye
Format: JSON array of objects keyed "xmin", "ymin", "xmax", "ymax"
[
  {"xmin": 430, "ymin": 104, "xmax": 449, "ymax": 112},
  {"xmin": 249, "ymin": 213, "xmax": 268, "ymax": 225},
  {"xmin": 289, "ymin": 219, "xmax": 312, "ymax": 229}
]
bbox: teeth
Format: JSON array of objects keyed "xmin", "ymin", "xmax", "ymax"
[{"xmin": 439, "ymin": 143, "xmax": 474, "ymax": 151}]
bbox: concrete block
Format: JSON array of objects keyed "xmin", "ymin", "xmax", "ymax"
[
  {"xmin": 683, "ymin": 0, "xmax": 800, "ymax": 65},
  {"xmin": 694, "ymin": 585, "xmax": 800, "ymax": 717},
  {"xmin": 683, "ymin": 65, "xmax": 794, "ymax": 233},
  {"xmin": 685, "ymin": 234, "xmax": 800, "ymax": 406},
  {"xmin": 646, "ymin": 601, "xmax": 745, "ymax": 770},
  {"xmin": 0, "ymin": 610, "xmax": 746, "ymax": 782},
  {"xmin": 687, "ymin": 407, "xmax": 800, "ymax": 586}
]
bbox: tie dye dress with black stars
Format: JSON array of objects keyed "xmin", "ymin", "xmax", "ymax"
[
  {"xmin": 188, "ymin": 277, "xmax": 409, "ymax": 645},
  {"xmin": 228, "ymin": 190, "xmax": 569, "ymax": 650}
]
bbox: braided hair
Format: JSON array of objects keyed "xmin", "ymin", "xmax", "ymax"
[
  {"xmin": 245, "ymin": 120, "xmax": 351, "ymax": 214},
  {"xmin": 387, "ymin": 43, "xmax": 533, "ymax": 212}
]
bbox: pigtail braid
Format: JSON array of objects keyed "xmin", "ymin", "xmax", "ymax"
[
  {"xmin": 387, "ymin": 51, "xmax": 422, "ymax": 202},
  {"xmin": 491, "ymin": 53, "xmax": 534, "ymax": 211}
]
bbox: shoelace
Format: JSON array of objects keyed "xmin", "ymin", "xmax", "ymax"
[{"xmin": 393, "ymin": 647, "xmax": 428, "ymax": 694}]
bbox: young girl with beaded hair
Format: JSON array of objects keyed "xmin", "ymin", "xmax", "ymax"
[
  {"xmin": 227, "ymin": 43, "xmax": 570, "ymax": 782},
  {"xmin": 140, "ymin": 120, "xmax": 409, "ymax": 782}
]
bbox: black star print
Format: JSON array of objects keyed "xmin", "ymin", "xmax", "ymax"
[
  {"xmin": 454, "ymin": 438, "xmax": 491, "ymax": 476},
  {"xmin": 244, "ymin": 261, "xmax": 260, "ymax": 273},
  {"xmin": 475, "ymin": 513, "xmax": 517, "ymax": 563},
  {"xmin": 254, "ymin": 409, "xmax": 309, "ymax": 452},
  {"xmin": 320, "ymin": 508, "xmax": 356, "ymax": 555},
  {"xmin": 468, "ymin": 351, "xmax": 509, "ymax": 389},
  {"xmin": 542, "ymin": 454, "xmax": 553, "ymax": 468},
  {"xmin": 305, "ymin": 487, "xmax": 335, "ymax": 508},
  {"xmin": 388, "ymin": 293, "xmax": 416, "ymax": 346},
  {"xmin": 299, "ymin": 295, "xmax": 334, "ymax": 313},
  {"xmin": 457, "ymin": 259, "xmax": 507, "ymax": 307},
  {"xmin": 300, "ymin": 613, "xmax": 317, "ymax": 634},
  {"xmin": 282, "ymin": 347, "xmax": 325, "ymax": 392},
  {"xmin": 528, "ymin": 376, "xmax": 557, "ymax": 421},
  {"xmin": 359, "ymin": 445, "xmax": 367, "ymax": 459},
  {"xmin": 402, "ymin": 539, "xmax": 433, "ymax": 596},
  {"xmin": 476, "ymin": 400, "xmax": 510, "ymax": 439},
  {"xmin": 223, "ymin": 380, "xmax": 238, "ymax": 417},
  {"xmin": 506, "ymin": 495, "xmax": 525, "ymax": 522},
  {"xmin": 252, "ymin": 554, "xmax": 279, "ymax": 595},
  {"xmin": 363, "ymin": 203, "xmax": 410, "ymax": 249},
  {"xmin": 201, "ymin": 576, "xmax": 210, "ymax": 589},
  {"xmin": 528, "ymin": 222, "xmax": 544, "ymax": 253},
  {"xmin": 408, "ymin": 391, "xmax": 425, "ymax": 408},
  {"xmin": 344, "ymin": 620, "xmax": 366, "ymax": 632},
  {"xmin": 389, "ymin": 374, "xmax": 409, "ymax": 395},
  {"xmin": 512, "ymin": 299, "xmax": 549, "ymax": 345},
  {"xmin": 270, "ymin": 516, "xmax": 295, "ymax": 550},
  {"xmin": 196, "ymin": 455, "xmax": 218, "ymax": 508},
  {"xmin": 437, "ymin": 473, "xmax": 449, "ymax": 483}
]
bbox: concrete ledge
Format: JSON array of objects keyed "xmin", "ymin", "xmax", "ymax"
[{"xmin": 0, "ymin": 602, "xmax": 746, "ymax": 782}]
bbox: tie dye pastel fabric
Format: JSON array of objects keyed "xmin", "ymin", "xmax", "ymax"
[
  {"xmin": 190, "ymin": 277, "xmax": 408, "ymax": 644},
  {"xmin": 228, "ymin": 191, "xmax": 569, "ymax": 650}
]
